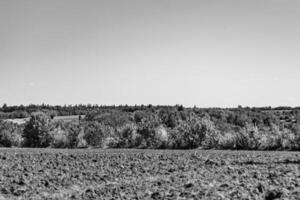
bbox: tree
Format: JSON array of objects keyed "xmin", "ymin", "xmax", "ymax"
[
  {"xmin": 2, "ymin": 103, "xmax": 7, "ymax": 112},
  {"xmin": 22, "ymin": 112, "xmax": 53, "ymax": 147}
]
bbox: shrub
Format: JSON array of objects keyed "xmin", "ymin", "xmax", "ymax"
[
  {"xmin": 224, "ymin": 125, "xmax": 261, "ymax": 150},
  {"xmin": 83, "ymin": 121, "xmax": 109, "ymax": 148},
  {"xmin": 217, "ymin": 132, "xmax": 238, "ymax": 149},
  {"xmin": 168, "ymin": 122, "xmax": 191, "ymax": 149},
  {"xmin": 258, "ymin": 124, "xmax": 283, "ymax": 150},
  {"xmin": 168, "ymin": 117, "xmax": 216, "ymax": 149},
  {"xmin": 291, "ymin": 123, "xmax": 300, "ymax": 150},
  {"xmin": 201, "ymin": 128, "xmax": 220, "ymax": 149},
  {"xmin": 280, "ymin": 129, "xmax": 298, "ymax": 150},
  {"xmin": 0, "ymin": 121, "xmax": 23, "ymax": 147},
  {"xmin": 154, "ymin": 125, "xmax": 169, "ymax": 147},
  {"xmin": 110, "ymin": 123, "xmax": 139, "ymax": 148},
  {"xmin": 101, "ymin": 136, "xmax": 119, "ymax": 149},
  {"xmin": 49, "ymin": 121, "xmax": 88, "ymax": 148},
  {"xmin": 77, "ymin": 129, "xmax": 87, "ymax": 148},
  {"xmin": 209, "ymin": 124, "xmax": 287, "ymax": 150},
  {"xmin": 136, "ymin": 120, "xmax": 169, "ymax": 149},
  {"xmin": 245, "ymin": 124, "xmax": 261, "ymax": 149},
  {"xmin": 64, "ymin": 122, "xmax": 86, "ymax": 148},
  {"xmin": 136, "ymin": 121, "xmax": 158, "ymax": 148},
  {"xmin": 49, "ymin": 127, "xmax": 69, "ymax": 148},
  {"xmin": 196, "ymin": 117, "xmax": 220, "ymax": 149},
  {"xmin": 22, "ymin": 112, "xmax": 53, "ymax": 147}
]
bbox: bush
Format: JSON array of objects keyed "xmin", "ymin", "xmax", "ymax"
[
  {"xmin": 49, "ymin": 121, "xmax": 87, "ymax": 148},
  {"xmin": 0, "ymin": 121, "xmax": 23, "ymax": 147},
  {"xmin": 135, "ymin": 120, "xmax": 169, "ymax": 149},
  {"xmin": 280, "ymin": 129, "xmax": 298, "ymax": 150},
  {"xmin": 136, "ymin": 121, "xmax": 158, "ymax": 148},
  {"xmin": 154, "ymin": 125, "xmax": 169, "ymax": 148},
  {"xmin": 258, "ymin": 124, "xmax": 283, "ymax": 150},
  {"xmin": 217, "ymin": 132, "xmax": 238, "ymax": 149},
  {"xmin": 109, "ymin": 123, "xmax": 139, "ymax": 148},
  {"xmin": 63, "ymin": 122, "xmax": 87, "ymax": 148},
  {"xmin": 194, "ymin": 117, "xmax": 219, "ymax": 149},
  {"xmin": 49, "ymin": 127, "xmax": 69, "ymax": 148},
  {"xmin": 215, "ymin": 123, "xmax": 299, "ymax": 150},
  {"xmin": 201, "ymin": 128, "xmax": 220, "ymax": 149},
  {"xmin": 291, "ymin": 124, "xmax": 300, "ymax": 150},
  {"xmin": 217, "ymin": 128, "xmax": 258, "ymax": 150},
  {"xmin": 168, "ymin": 117, "xmax": 216, "ymax": 149},
  {"xmin": 205, "ymin": 123, "xmax": 292, "ymax": 150},
  {"xmin": 77, "ymin": 128, "xmax": 87, "ymax": 148},
  {"xmin": 83, "ymin": 121, "xmax": 111, "ymax": 148},
  {"xmin": 227, "ymin": 125, "xmax": 260, "ymax": 150},
  {"xmin": 22, "ymin": 112, "xmax": 53, "ymax": 147},
  {"xmin": 168, "ymin": 122, "xmax": 191, "ymax": 149}
]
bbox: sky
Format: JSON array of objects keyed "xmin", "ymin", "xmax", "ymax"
[{"xmin": 0, "ymin": 0, "xmax": 300, "ymax": 107}]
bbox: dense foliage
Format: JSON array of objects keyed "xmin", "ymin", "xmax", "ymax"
[{"xmin": 1, "ymin": 104, "xmax": 300, "ymax": 150}]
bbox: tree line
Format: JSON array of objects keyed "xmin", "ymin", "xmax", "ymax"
[{"xmin": 1, "ymin": 104, "xmax": 300, "ymax": 150}]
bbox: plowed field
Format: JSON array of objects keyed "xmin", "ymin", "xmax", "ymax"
[{"xmin": 0, "ymin": 149, "xmax": 299, "ymax": 200}]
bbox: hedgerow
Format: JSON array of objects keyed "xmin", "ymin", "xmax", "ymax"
[{"xmin": 1, "ymin": 105, "xmax": 300, "ymax": 150}]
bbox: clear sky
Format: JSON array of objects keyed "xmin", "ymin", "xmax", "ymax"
[{"xmin": 1, "ymin": 0, "xmax": 299, "ymax": 107}]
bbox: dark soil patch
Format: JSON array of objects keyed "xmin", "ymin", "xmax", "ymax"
[{"xmin": 0, "ymin": 149, "xmax": 299, "ymax": 199}]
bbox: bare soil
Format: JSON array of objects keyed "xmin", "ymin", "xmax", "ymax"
[{"xmin": 0, "ymin": 149, "xmax": 299, "ymax": 200}]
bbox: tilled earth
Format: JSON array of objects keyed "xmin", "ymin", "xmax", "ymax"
[{"xmin": 0, "ymin": 149, "xmax": 299, "ymax": 200}]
